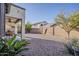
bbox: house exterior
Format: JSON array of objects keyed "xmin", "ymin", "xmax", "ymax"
[
  {"xmin": 30, "ymin": 21, "xmax": 48, "ymax": 33},
  {"xmin": 0, "ymin": 3, "xmax": 25, "ymax": 38},
  {"xmin": 32, "ymin": 21, "xmax": 48, "ymax": 28}
]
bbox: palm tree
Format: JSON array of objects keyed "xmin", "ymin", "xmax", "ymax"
[{"xmin": 55, "ymin": 12, "xmax": 79, "ymax": 39}]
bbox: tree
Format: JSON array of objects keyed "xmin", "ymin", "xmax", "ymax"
[
  {"xmin": 25, "ymin": 22, "xmax": 32, "ymax": 33},
  {"xmin": 55, "ymin": 12, "xmax": 79, "ymax": 39}
]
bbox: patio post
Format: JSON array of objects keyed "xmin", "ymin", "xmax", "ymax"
[
  {"xmin": 15, "ymin": 24, "xmax": 18, "ymax": 34},
  {"xmin": 21, "ymin": 11, "xmax": 25, "ymax": 39},
  {"xmin": 0, "ymin": 4, "xmax": 5, "ymax": 37}
]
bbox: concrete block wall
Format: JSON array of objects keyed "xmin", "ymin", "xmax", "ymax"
[
  {"xmin": 42, "ymin": 27, "xmax": 53, "ymax": 35},
  {"xmin": 30, "ymin": 28, "xmax": 41, "ymax": 34},
  {"xmin": 41, "ymin": 26, "xmax": 79, "ymax": 39}
]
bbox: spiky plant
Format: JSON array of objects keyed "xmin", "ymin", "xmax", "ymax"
[{"xmin": 0, "ymin": 35, "xmax": 30, "ymax": 56}]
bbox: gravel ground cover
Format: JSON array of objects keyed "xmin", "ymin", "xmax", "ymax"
[{"xmin": 18, "ymin": 37, "xmax": 71, "ymax": 56}]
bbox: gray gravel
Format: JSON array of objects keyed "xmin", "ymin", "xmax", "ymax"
[{"xmin": 18, "ymin": 37, "xmax": 71, "ymax": 56}]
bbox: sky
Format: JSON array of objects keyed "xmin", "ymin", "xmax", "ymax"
[{"xmin": 15, "ymin": 3, "xmax": 79, "ymax": 24}]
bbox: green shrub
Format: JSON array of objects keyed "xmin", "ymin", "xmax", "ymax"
[
  {"xmin": 75, "ymin": 40, "xmax": 79, "ymax": 48},
  {"xmin": 0, "ymin": 35, "xmax": 30, "ymax": 56},
  {"xmin": 65, "ymin": 38, "xmax": 78, "ymax": 55},
  {"xmin": 25, "ymin": 23, "xmax": 32, "ymax": 33}
]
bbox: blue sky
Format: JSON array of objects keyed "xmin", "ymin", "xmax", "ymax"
[{"xmin": 15, "ymin": 3, "xmax": 79, "ymax": 24}]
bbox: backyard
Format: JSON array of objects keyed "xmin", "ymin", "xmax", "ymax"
[
  {"xmin": 17, "ymin": 34, "xmax": 71, "ymax": 56},
  {"xmin": 1, "ymin": 3, "xmax": 79, "ymax": 56}
]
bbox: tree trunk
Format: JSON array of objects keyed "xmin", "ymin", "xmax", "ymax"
[
  {"xmin": 67, "ymin": 31, "xmax": 70, "ymax": 39},
  {"xmin": 53, "ymin": 27, "xmax": 55, "ymax": 36}
]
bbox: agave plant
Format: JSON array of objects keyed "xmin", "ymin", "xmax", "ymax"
[
  {"xmin": 0, "ymin": 35, "xmax": 30, "ymax": 56},
  {"xmin": 65, "ymin": 38, "xmax": 79, "ymax": 55}
]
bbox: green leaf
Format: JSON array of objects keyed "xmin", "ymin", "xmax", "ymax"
[
  {"xmin": 6, "ymin": 35, "xmax": 16, "ymax": 46},
  {"xmin": 14, "ymin": 40, "xmax": 29, "ymax": 51}
]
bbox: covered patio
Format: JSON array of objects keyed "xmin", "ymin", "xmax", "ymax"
[
  {"xmin": 0, "ymin": 3, "xmax": 25, "ymax": 38},
  {"xmin": 5, "ymin": 16, "xmax": 22, "ymax": 36}
]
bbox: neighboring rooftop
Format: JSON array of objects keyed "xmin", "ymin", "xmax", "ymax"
[{"xmin": 32, "ymin": 21, "xmax": 48, "ymax": 26}]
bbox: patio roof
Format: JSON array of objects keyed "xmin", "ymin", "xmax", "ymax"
[{"xmin": 5, "ymin": 16, "xmax": 21, "ymax": 23}]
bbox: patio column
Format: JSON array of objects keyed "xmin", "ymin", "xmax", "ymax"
[
  {"xmin": 15, "ymin": 24, "xmax": 18, "ymax": 34},
  {"xmin": 22, "ymin": 18, "xmax": 25, "ymax": 39},
  {"xmin": 0, "ymin": 4, "xmax": 5, "ymax": 37},
  {"xmin": 21, "ymin": 10, "xmax": 25, "ymax": 39}
]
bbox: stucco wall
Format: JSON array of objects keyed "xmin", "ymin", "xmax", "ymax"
[
  {"xmin": 6, "ymin": 4, "xmax": 25, "ymax": 19},
  {"xmin": 41, "ymin": 26, "xmax": 79, "ymax": 39},
  {"xmin": 42, "ymin": 26, "xmax": 53, "ymax": 35},
  {"xmin": 30, "ymin": 28, "xmax": 42, "ymax": 34}
]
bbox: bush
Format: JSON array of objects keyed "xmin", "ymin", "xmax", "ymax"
[
  {"xmin": 25, "ymin": 23, "xmax": 32, "ymax": 33},
  {"xmin": 0, "ymin": 35, "xmax": 30, "ymax": 56},
  {"xmin": 65, "ymin": 38, "xmax": 78, "ymax": 55},
  {"xmin": 75, "ymin": 40, "xmax": 79, "ymax": 48}
]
